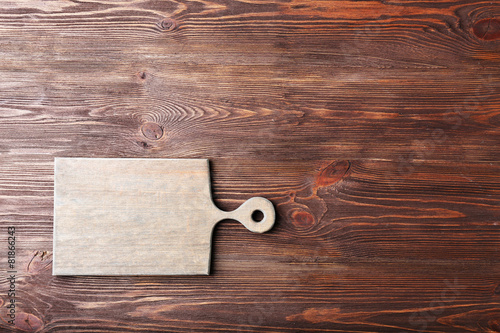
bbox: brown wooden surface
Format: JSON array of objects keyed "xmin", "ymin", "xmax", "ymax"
[{"xmin": 0, "ymin": 0, "xmax": 499, "ymax": 332}]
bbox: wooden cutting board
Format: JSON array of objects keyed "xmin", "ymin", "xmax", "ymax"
[{"xmin": 53, "ymin": 158, "xmax": 275, "ymax": 275}]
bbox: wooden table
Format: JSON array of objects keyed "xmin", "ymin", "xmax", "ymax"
[{"xmin": 0, "ymin": 0, "xmax": 499, "ymax": 332}]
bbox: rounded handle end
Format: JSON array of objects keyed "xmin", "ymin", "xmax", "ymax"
[{"xmin": 229, "ymin": 197, "xmax": 275, "ymax": 233}]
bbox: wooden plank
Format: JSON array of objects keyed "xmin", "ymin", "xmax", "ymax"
[
  {"xmin": 0, "ymin": 0, "xmax": 498, "ymax": 163},
  {"xmin": 53, "ymin": 158, "xmax": 275, "ymax": 275},
  {"xmin": 0, "ymin": 0, "xmax": 498, "ymax": 331},
  {"xmin": 1, "ymin": 158, "xmax": 499, "ymax": 332}
]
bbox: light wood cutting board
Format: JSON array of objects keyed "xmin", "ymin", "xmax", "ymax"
[{"xmin": 53, "ymin": 158, "xmax": 275, "ymax": 275}]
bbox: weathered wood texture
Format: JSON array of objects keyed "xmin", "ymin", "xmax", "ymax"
[{"xmin": 0, "ymin": 0, "xmax": 498, "ymax": 331}]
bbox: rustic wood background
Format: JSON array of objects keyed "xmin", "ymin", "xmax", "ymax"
[{"xmin": 0, "ymin": 0, "xmax": 499, "ymax": 332}]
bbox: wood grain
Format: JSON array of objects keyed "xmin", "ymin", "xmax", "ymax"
[{"xmin": 0, "ymin": 0, "xmax": 499, "ymax": 331}]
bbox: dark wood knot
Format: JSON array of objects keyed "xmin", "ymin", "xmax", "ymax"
[
  {"xmin": 141, "ymin": 122, "xmax": 163, "ymax": 140},
  {"xmin": 315, "ymin": 160, "xmax": 351, "ymax": 189},
  {"xmin": 472, "ymin": 18, "xmax": 500, "ymax": 41},
  {"xmin": 291, "ymin": 210, "xmax": 315, "ymax": 228},
  {"xmin": 157, "ymin": 18, "xmax": 177, "ymax": 32},
  {"xmin": 14, "ymin": 312, "xmax": 44, "ymax": 332},
  {"xmin": 494, "ymin": 283, "xmax": 500, "ymax": 295},
  {"xmin": 138, "ymin": 71, "xmax": 147, "ymax": 80}
]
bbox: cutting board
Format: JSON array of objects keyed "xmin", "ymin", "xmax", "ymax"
[{"xmin": 53, "ymin": 158, "xmax": 275, "ymax": 275}]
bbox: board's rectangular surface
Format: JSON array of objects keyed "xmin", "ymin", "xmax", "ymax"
[{"xmin": 53, "ymin": 158, "xmax": 216, "ymax": 275}]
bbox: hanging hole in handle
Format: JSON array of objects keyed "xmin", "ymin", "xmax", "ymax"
[
  {"xmin": 233, "ymin": 197, "xmax": 275, "ymax": 233},
  {"xmin": 251, "ymin": 210, "xmax": 264, "ymax": 223}
]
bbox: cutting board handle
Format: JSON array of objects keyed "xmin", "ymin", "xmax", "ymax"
[{"xmin": 223, "ymin": 197, "xmax": 275, "ymax": 233}]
